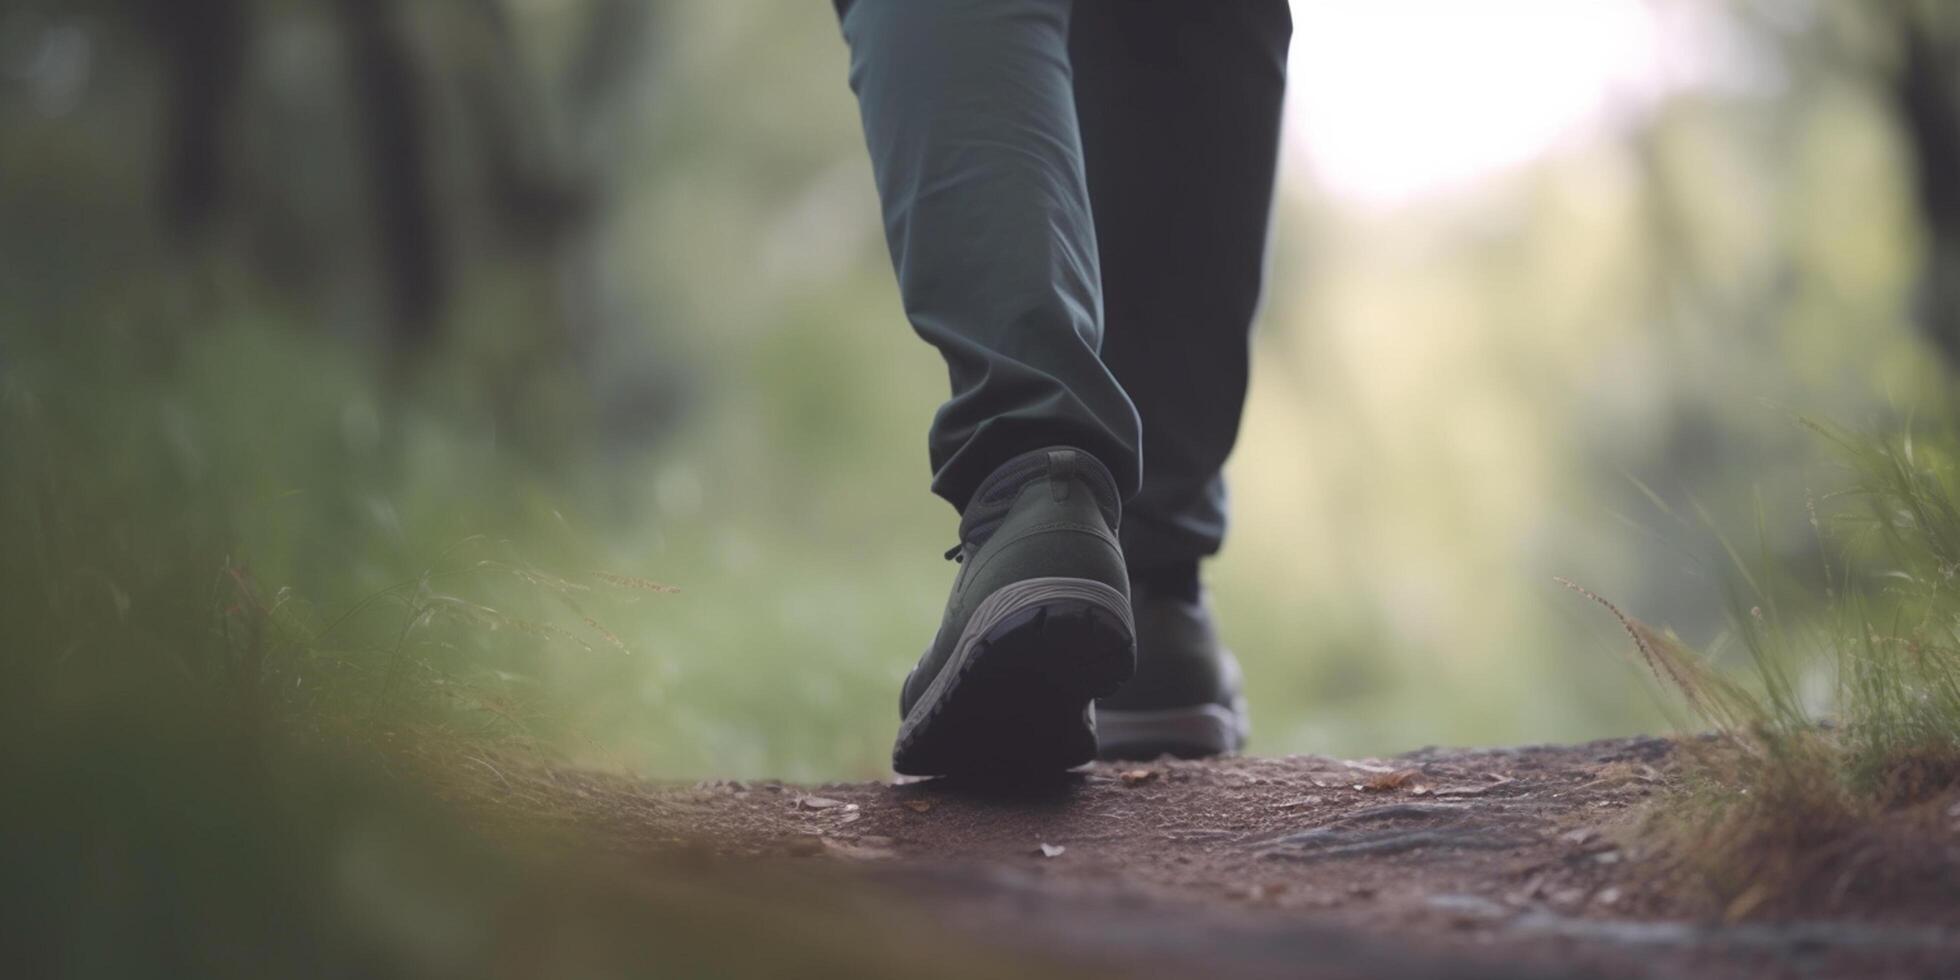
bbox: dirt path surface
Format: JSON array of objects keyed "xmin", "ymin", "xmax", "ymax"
[{"xmin": 459, "ymin": 737, "xmax": 1959, "ymax": 979}]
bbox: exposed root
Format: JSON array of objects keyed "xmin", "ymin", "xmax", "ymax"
[
  {"xmin": 1262, "ymin": 827, "xmax": 1535, "ymax": 861},
  {"xmin": 1260, "ymin": 801, "xmax": 1542, "ymax": 860}
]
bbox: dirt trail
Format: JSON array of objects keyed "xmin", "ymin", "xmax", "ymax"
[{"xmin": 454, "ymin": 737, "xmax": 1960, "ymax": 979}]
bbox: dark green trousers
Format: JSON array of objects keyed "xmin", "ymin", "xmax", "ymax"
[{"xmin": 835, "ymin": 0, "xmax": 1290, "ymax": 570}]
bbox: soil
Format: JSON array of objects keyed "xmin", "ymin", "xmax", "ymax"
[{"xmin": 443, "ymin": 736, "xmax": 1960, "ymax": 979}]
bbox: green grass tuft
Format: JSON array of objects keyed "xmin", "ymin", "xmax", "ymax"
[{"xmin": 1568, "ymin": 411, "xmax": 1960, "ymax": 919}]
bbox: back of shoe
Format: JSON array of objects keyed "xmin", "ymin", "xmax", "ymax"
[{"xmin": 892, "ymin": 448, "xmax": 1137, "ymax": 777}]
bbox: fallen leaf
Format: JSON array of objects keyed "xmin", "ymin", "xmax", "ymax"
[
  {"xmin": 1120, "ymin": 769, "xmax": 1159, "ymax": 786},
  {"xmin": 904, "ymin": 799, "xmax": 932, "ymax": 813},
  {"xmin": 1725, "ymin": 882, "xmax": 1774, "ymax": 920},
  {"xmin": 1037, "ymin": 843, "xmax": 1066, "ymax": 858},
  {"xmin": 797, "ymin": 796, "xmax": 848, "ymax": 810},
  {"xmin": 1362, "ymin": 769, "xmax": 1421, "ymax": 792}
]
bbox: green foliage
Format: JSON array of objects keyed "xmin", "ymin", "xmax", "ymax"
[{"xmin": 1, "ymin": 310, "xmax": 647, "ymax": 747}]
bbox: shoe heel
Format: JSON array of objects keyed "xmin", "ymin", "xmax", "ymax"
[
  {"xmin": 989, "ymin": 596, "xmax": 1135, "ymax": 698},
  {"xmin": 892, "ymin": 577, "xmax": 1135, "ymax": 777}
]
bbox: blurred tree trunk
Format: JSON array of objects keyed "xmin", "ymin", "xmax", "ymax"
[
  {"xmin": 1882, "ymin": 1, "xmax": 1960, "ymax": 369},
  {"xmin": 335, "ymin": 0, "xmax": 446, "ymax": 355},
  {"xmin": 150, "ymin": 0, "xmax": 248, "ymax": 236}
]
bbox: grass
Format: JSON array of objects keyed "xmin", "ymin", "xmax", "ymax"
[{"xmin": 1566, "ymin": 412, "xmax": 1960, "ymax": 919}]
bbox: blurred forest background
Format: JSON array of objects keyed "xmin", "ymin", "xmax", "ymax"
[{"xmin": 6, "ymin": 0, "xmax": 1960, "ymax": 783}]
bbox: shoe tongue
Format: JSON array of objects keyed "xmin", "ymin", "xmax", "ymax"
[{"xmin": 959, "ymin": 446, "xmax": 1121, "ymax": 546}]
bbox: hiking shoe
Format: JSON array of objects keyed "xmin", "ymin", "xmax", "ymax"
[
  {"xmin": 1096, "ymin": 584, "xmax": 1249, "ymax": 760},
  {"xmin": 893, "ymin": 447, "xmax": 1136, "ymax": 777}
]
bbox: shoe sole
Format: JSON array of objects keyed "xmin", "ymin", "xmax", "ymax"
[
  {"xmin": 1096, "ymin": 697, "xmax": 1249, "ymax": 761},
  {"xmin": 892, "ymin": 577, "xmax": 1135, "ymax": 778}
]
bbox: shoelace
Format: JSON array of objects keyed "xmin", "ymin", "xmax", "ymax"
[{"xmin": 943, "ymin": 543, "xmax": 964, "ymax": 562}]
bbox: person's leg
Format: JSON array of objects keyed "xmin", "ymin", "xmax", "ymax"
[
  {"xmin": 1069, "ymin": 0, "xmax": 1290, "ymax": 759},
  {"xmin": 835, "ymin": 0, "xmax": 1140, "ymax": 510},
  {"xmin": 834, "ymin": 0, "xmax": 1139, "ymax": 776},
  {"xmin": 1069, "ymin": 0, "xmax": 1291, "ymax": 575}
]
